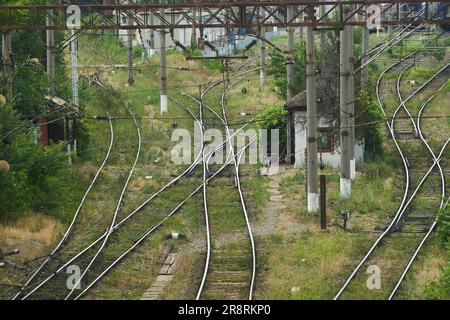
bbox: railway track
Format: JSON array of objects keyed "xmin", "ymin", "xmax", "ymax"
[
  {"xmin": 195, "ymin": 80, "xmax": 257, "ymax": 300},
  {"xmin": 334, "ymin": 51, "xmax": 449, "ymax": 299},
  {"xmin": 72, "ymin": 99, "xmax": 256, "ymax": 299},
  {"xmin": 16, "ymin": 78, "xmax": 257, "ymax": 301},
  {"xmin": 9, "ymin": 115, "xmax": 115, "ymax": 300},
  {"xmin": 169, "ymin": 62, "xmax": 259, "ymax": 300},
  {"xmin": 11, "ymin": 103, "xmax": 142, "ymax": 300}
]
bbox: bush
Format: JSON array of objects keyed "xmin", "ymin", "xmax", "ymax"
[
  {"xmin": 0, "ymin": 105, "xmax": 73, "ymax": 222},
  {"xmin": 355, "ymin": 89, "xmax": 384, "ymax": 160},
  {"xmin": 133, "ymin": 44, "xmax": 144, "ymax": 59},
  {"xmin": 424, "ymin": 265, "xmax": 450, "ymax": 300},
  {"xmin": 258, "ymin": 103, "xmax": 288, "ymax": 148},
  {"xmin": 267, "ymin": 41, "xmax": 307, "ymax": 100},
  {"xmin": 73, "ymin": 120, "xmax": 91, "ymax": 160}
]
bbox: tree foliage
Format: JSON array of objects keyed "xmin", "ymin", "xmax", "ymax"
[
  {"xmin": 267, "ymin": 40, "xmax": 307, "ymax": 100},
  {"xmin": 355, "ymin": 89, "xmax": 384, "ymax": 159},
  {"xmin": 0, "ymin": 0, "xmax": 78, "ymax": 222},
  {"xmin": 0, "ymin": 104, "xmax": 72, "ymax": 221},
  {"xmin": 258, "ymin": 103, "xmax": 288, "ymax": 148}
]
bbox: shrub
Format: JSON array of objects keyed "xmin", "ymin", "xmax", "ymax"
[
  {"xmin": 258, "ymin": 103, "xmax": 288, "ymax": 148},
  {"xmin": 0, "ymin": 105, "xmax": 73, "ymax": 222},
  {"xmin": 355, "ymin": 89, "xmax": 384, "ymax": 160},
  {"xmin": 73, "ymin": 120, "xmax": 91, "ymax": 160},
  {"xmin": 267, "ymin": 41, "xmax": 307, "ymax": 100}
]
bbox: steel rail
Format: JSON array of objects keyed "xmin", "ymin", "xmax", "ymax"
[
  {"xmin": 335, "ymin": 56, "xmax": 450, "ymax": 300},
  {"xmin": 365, "ymin": 5, "xmax": 418, "ymax": 56},
  {"xmin": 11, "ymin": 114, "xmax": 114, "ymax": 300},
  {"xmin": 20, "ymin": 91, "xmax": 247, "ymax": 300},
  {"xmin": 220, "ymin": 82, "xmax": 257, "ymax": 300},
  {"xmin": 196, "ymin": 82, "xmax": 212, "ymax": 301},
  {"xmin": 366, "ymin": 7, "xmax": 425, "ymax": 56},
  {"xmin": 334, "ymin": 57, "xmax": 415, "ymax": 300},
  {"xmin": 65, "ymin": 104, "xmax": 141, "ymax": 300},
  {"xmin": 20, "ymin": 54, "xmax": 258, "ymax": 299},
  {"xmin": 392, "ymin": 62, "xmax": 418, "ymax": 135},
  {"xmin": 74, "ymin": 136, "xmax": 257, "ymax": 300},
  {"xmin": 19, "ymin": 92, "xmax": 207, "ymax": 299},
  {"xmin": 388, "ymin": 78, "xmax": 449, "ymax": 299},
  {"xmin": 357, "ymin": 9, "xmax": 428, "ymax": 74},
  {"xmin": 195, "ymin": 66, "xmax": 259, "ymax": 300},
  {"xmin": 391, "ymin": 63, "xmax": 450, "ymax": 227}
]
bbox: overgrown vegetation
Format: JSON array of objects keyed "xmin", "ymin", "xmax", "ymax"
[
  {"xmin": 0, "ymin": 0, "xmax": 80, "ymax": 222},
  {"xmin": 257, "ymin": 103, "xmax": 288, "ymax": 148},
  {"xmin": 267, "ymin": 40, "xmax": 307, "ymax": 100},
  {"xmin": 424, "ymin": 206, "xmax": 450, "ymax": 299},
  {"xmin": 355, "ymin": 89, "xmax": 384, "ymax": 159},
  {"xmin": 0, "ymin": 105, "xmax": 74, "ymax": 221}
]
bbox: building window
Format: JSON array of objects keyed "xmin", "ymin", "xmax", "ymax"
[{"xmin": 318, "ymin": 128, "xmax": 334, "ymax": 153}]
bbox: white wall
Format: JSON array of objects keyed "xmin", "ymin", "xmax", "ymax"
[{"xmin": 293, "ymin": 111, "xmax": 364, "ymax": 169}]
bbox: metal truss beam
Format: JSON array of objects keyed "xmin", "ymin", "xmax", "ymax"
[{"xmin": 1, "ymin": 1, "xmax": 449, "ymax": 31}]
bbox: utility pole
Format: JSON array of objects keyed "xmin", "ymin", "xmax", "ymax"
[
  {"xmin": 286, "ymin": 5, "xmax": 294, "ymax": 100},
  {"xmin": 259, "ymin": 8, "xmax": 266, "ymax": 87},
  {"xmin": 306, "ymin": 5, "xmax": 319, "ymax": 213},
  {"xmin": 299, "ymin": 7, "xmax": 304, "ymax": 39},
  {"xmin": 1, "ymin": 32, "xmax": 13, "ymax": 99},
  {"xmin": 285, "ymin": 5, "xmax": 294, "ymax": 165},
  {"xmin": 361, "ymin": 7, "xmax": 369, "ymax": 88},
  {"xmin": 320, "ymin": 4, "xmax": 327, "ymax": 60},
  {"xmin": 340, "ymin": 5, "xmax": 351, "ymax": 199},
  {"xmin": 191, "ymin": 1, "xmax": 197, "ymax": 48},
  {"xmin": 46, "ymin": 6, "xmax": 56, "ymax": 96},
  {"xmin": 160, "ymin": 0, "xmax": 168, "ymax": 114},
  {"xmin": 320, "ymin": 174, "xmax": 327, "ymax": 229},
  {"xmin": 70, "ymin": 29, "xmax": 79, "ymax": 154},
  {"xmin": 127, "ymin": 14, "xmax": 134, "ymax": 86},
  {"xmin": 149, "ymin": 10, "xmax": 155, "ymax": 56},
  {"xmin": 348, "ymin": 6, "xmax": 355, "ymax": 181}
]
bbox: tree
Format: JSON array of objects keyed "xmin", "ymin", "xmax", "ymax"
[{"xmin": 267, "ymin": 40, "xmax": 307, "ymax": 100}]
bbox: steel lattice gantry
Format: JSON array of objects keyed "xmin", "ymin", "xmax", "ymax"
[{"xmin": 0, "ymin": 1, "xmax": 449, "ymax": 32}]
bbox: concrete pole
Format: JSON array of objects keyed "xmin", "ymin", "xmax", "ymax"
[
  {"xmin": 348, "ymin": 8, "xmax": 356, "ymax": 180},
  {"xmin": 306, "ymin": 6, "xmax": 319, "ymax": 213},
  {"xmin": 259, "ymin": 8, "xmax": 266, "ymax": 87},
  {"xmin": 1, "ymin": 32, "xmax": 13, "ymax": 99},
  {"xmin": 299, "ymin": 7, "xmax": 304, "ymax": 39},
  {"xmin": 149, "ymin": 11, "xmax": 155, "ymax": 56},
  {"xmin": 127, "ymin": 22, "xmax": 134, "ymax": 86},
  {"xmin": 70, "ymin": 30, "xmax": 79, "ymax": 154},
  {"xmin": 286, "ymin": 113, "xmax": 292, "ymax": 164},
  {"xmin": 340, "ymin": 6, "xmax": 351, "ymax": 199},
  {"xmin": 286, "ymin": 5, "xmax": 294, "ymax": 99},
  {"xmin": 191, "ymin": 2, "xmax": 197, "ymax": 48},
  {"xmin": 46, "ymin": 9, "xmax": 56, "ymax": 96},
  {"xmin": 70, "ymin": 31, "xmax": 79, "ymax": 108},
  {"xmin": 160, "ymin": 2, "xmax": 168, "ymax": 114},
  {"xmin": 285, "ymin": 6, "xmax": 294, "ymax": 165},
  {"xmin": 319, "ymin": 4, "xmax": 327, "ymax": 60},
  {"xmin": 361, "ymin": 7, "xmax": 370, "ymax": 88}
]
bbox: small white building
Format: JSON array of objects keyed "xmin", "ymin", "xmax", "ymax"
[{"xmin": 285, "ymin": 81, "xmax": 364, "ymax": 169}]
